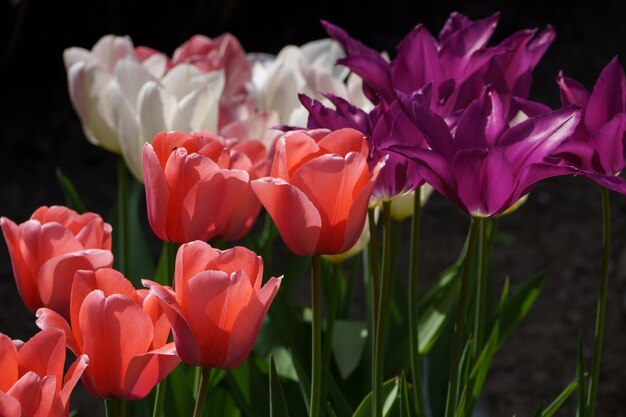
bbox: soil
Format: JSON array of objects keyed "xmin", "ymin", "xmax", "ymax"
[{"xmin": 1, "ymin": 0, "xmax": 625, "ymax": 416}]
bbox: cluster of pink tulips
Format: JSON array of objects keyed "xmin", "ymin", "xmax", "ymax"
[{"xmin": 2, "ymin": 9, "xmax": 625, "ymax": 417}]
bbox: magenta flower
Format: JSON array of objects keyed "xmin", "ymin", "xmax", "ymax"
[
  {"xmin": 300, "ymin": 91, "xmax": 428, "ymax": 201},
  {"xmin": 554, "ymin": 57, "xmax": 626, "ymax": 193},
  {"xmin": 391, "ymin": 88, "xmax": 580, "ymax": 217},
  {"xmin": 323, "ymin": 12, "xmax": 554, "ymax": 119}
]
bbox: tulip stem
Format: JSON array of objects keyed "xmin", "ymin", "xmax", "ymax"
[
  {"xmin": 152, "ymin": 380, "xmax": 166, "ymax": 417},
  {"xmin": 116, "ymin": 158, "xmax": 129, "ymax": 276},
  {"xmin": 105, "ymin": 399, "xmax": 126, "ymax": 417},
  {"xmin": 472, "ymin": 217, "xmax": 488, "ymax": 359},
  {"xmin": 192, "ymin": 367, "xmax": 213, "ymax": 417},
  {"xmin": 368, "ymin": 207, "xmax": 380, "ymax": 318},
  {"xmin": 373, "ymin": 200, "xmax": 393, "ymax": 417},
  {"xmin": 408, "ymin": 188, "xmax": 427, "ymax": 417},
  {"xmin": 587, "ymin": 187, "xmax": 611, "ymax": 417},
  {"xmin": 444, "ymin": 218, "xmax": 479, "ymax": 417},
  {"xmin": 310, "ymin": 254, "xmax": 323, "ymax": 417}
]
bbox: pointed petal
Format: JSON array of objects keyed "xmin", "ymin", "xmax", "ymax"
[
  {"xmin": 16, "ymin": 329, "xmax": 65, "ymax": 392},
  {"xmin": 0, "ymin": 334, "xmax": 18, "ymax": 392},
  {"xmin": 557, "ymin": 71, "xmax": 590, "ymax": 108},
  {"xmin": 585, "ymin": 57, "xmax": 626, "ymax": 133},
  {"xmin": 454, "ymin": 88, "xmax": 507, "ymax": 149},
  {"xmin": 35, "ymin": 308, "xmax": 79, "ymax": 354},
  {"xmin": 123, "ymin": 343, "xmax": 180, "ymax": 400}
]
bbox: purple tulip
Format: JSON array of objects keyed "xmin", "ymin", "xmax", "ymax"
[
  {"xmin": 300, "ymin": 91, "xmax": 429, "ymax": 201},
  {"xmin": 323, "ymin": 12, "xmax": 554, "ymax": 120},
  {"xmin": 391, "ymin": 87, "xmax": 581, "ymax": 217},
  {"xmin": 554, "ymin": 57, "xmax": 626, "ymax": 194}
]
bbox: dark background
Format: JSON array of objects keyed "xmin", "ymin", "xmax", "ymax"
[{"xmin": 1, "ymin": 0, "xmax": 626, "ymax": 415}]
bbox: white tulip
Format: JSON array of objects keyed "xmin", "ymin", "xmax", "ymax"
[{"xmin": 64, "ymin": 35, "xmax": 224, "ymax": 181}]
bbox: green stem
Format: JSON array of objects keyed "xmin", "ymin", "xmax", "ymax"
[
  {"xmin": 472, "ymin": 217, "xmax": 488, "ymax": 359},
  {"xmin": 116, "ymin": 158, "xmax": 129, "ymax": 276},
  {"xmin": 587, "ymin": 187, "xmax": 611, "ymax": 417},
  {"xmin": 444, "ymin": 219, "xmax": 479, "ymax": 417},
  {"xmin": 368, "ymin": 207, "xmax": 380, "ymax": 318},
  {"xmin": 152, "ymin": 381, "xmax": 167, "ymax": 417},
  {"xmin": 105, "ymin": 399, "xmax": 126, "ymax": 417},
  {"xmin": 310, "ymin": 255, "xmax": 323, "ymax": 417},
  {"xmin": 192, "ymin": 367, "xmax": 213, "ymax": 417},
  {"xmin": 321, "ymin": 263, "xmax": 340, "ymax": 412},
  {"xmin": 373, "ymin": 201, "xmax": 393, "ymax": 417},
  {"xmin": 408, "ymin": 188, "xmax": 427, "ymax": 417}
]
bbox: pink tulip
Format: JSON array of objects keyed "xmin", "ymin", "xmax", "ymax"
[
  {"xmin": 36, "ymin": 268, "xmax": 180, "ymax": 400},
  {"xmin": 1, "ymin": 206, "xmax": 113, "ymax": 319},
  {"xmin": 143, "ymin": 131, "xmax": 269, "ymax": 242},
  {"xmin": 251, "ymin": 128, "xmax": 384, "ymax": 255},
  {"xmin": 145, "ymin": 241, "xmax": 281, "ymax": 369},
  {"xmin": 0, "ymin": 328, "xmax": 87, "ymax": 417}
]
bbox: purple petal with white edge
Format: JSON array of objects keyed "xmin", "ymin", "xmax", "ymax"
[
  {"xmin": 397, "ymin": 91, "xmax": 456, "ymax": 159},
  {"xmin": 557, "ymin": 71, "xmax": 590, "ymax": 108},
  {"xmin": 391, "ymin": 25, "xmax": 442, "ymax": 99},
  {"xmin": 337, "ymin": 56, "xmax": 394, "ymax": 103},
  {"xmin": 451, "ymin": 148, "xmax": 514, "ymax": 217},
  {"xmin": 499, "ymin": 106, "xmax": 581, "ymax": 173},
  {"xmin": 587, "ymin": 113, "xmax": 626, "ymax": 176},
  {"xmin": 585, "ymin": 56, "xmax": 626, "ymax": 133},
  {"xmin": 454, "ymin": 88, "xmax": 507, "ymax": 150}
]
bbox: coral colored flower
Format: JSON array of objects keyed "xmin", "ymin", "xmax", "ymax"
[
  {"xmin": 301, "ymin": 92, "xmax": 428, "ymax": 201},
  {"xmin": 36, "ymin": 268, "xmax": 180, "ymax": 400},
  {"xmin": 251, "ymin": 128, "xmax": 385, "ymax": 255},
  {"xmin": 64, "ymin": 35, "xmax": 224, "ymax": 180},
  {"xmin": 144, "ymin": 241, "xmax": 281, "ymax": 369},
  {"xmin": 391, "ymin": 88, "xmax": 580, "ymax": 217},
  {"xmin": 0, "ymin": 328, "xmax": 87, "ymax": 417},
  {"xmin": 0, "ymin": 206, "xmax": 113, "ymax": 319},
  {"xmin": 554, "ymin": 57, "xmax": 626, "ymax": 193},
  {"xmin": 142, "ymin": 131, "xmax": 266, "ymax": 242},
  {"xmin": 324, "ymin": 12, "xmax": 554, "ymax": 119}
]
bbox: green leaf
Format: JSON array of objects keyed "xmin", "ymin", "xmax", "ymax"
[
  {"xmin": 540, "ymin": 378, "xmax": 577, "ymax": 417},
  {"xmin": 288, "ymin": 349, "xmax": 310, "ymax": 412},
  {"xmin": 166, "ymin": 364, "xmax": 194, "ymax": 417},
  {"xmin": 332, "ymin": 320, "xmax": 368, "ymax": 379},
  {"xmin": 576, "ymin": 335, "xmax": 587, "ymax": 417},
  {"xmin": 470, "ymin": 323, "xmax": 500, "ymax": 399},
  {"xmin": 327, "ymin": 403, "xmax": 339, "ymax": 417},
  {"xmin": 532, "ymin": 404, "xmax": 545, "ymax": 417},
  {"xmin": 352, "ymin": 378, "xmax": 400, "ymax": 417},
  {"xmin": 269, "ymin": 355, "xmax": 290, "ymax": 417},
  {"xmin": 56, "ymin": 169, "xmax": 87, "ymax": 213},
  {"xmin": 497, "ymin": 270, "xmax": 547, "ymax": 349},
  {"xmin": 398, "ymin": 372, "xmax": 413, "ymax": 417}
]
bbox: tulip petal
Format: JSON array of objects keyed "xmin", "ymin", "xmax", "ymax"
[
  {"xmin": 123, "ymin": 343, "xmax": 180, "ymax": 400},
  {"xmin": 0, "ymin": 391, "xmax": 21, "ymax": 417},
  {"xmin": 59, "ymin": 354, "xmax": 88, "ymax": 410},
  {"xmin": 454, "ymin": 88, "xmax": 507, "ymax": 149},
  {"xmin": 0, "ymin": 334, "xmax": 18, "ymax": 392},
  {"xmin": 175, "ymin": 242, "xmax": 221, "ymax": 291},
  {"xmin": 316, "ymin": 128, "xmax": 369, "ymax": 159},
  {"xmin": 16, "ymin": 328, "xmax": 65, "ymax": 393},
  {"xmin": 35, "ymin": 308, "xmax": 79, "ymax": 355},
  {"xmin": 37, "ymin": 249, "xmax": 114, "ymax": 319},
  {"xmin": 206, "ymin": 247, "xmax": 263, "ymax": 289},
  {"xmin": 7, "ymin": 372, "xmax": 42, "ymax": 417},
  {"xmin": 142, "ymin": 143, "xmax": 171, "ymax": 240},
  {"xmin": 557, "ymin": 71, "xmax": 590, "ymax": 108},
  {"xmin": 585, "ymin": 57, "xmax": 626, "ymax": 133},
  {"xmin": 587, "ymin": 114, "xmax": 626, "ymax": 175},
  {"xmin": 251, "ymin": 177, "xmax": 322, "ymax": 256},
  {"xmin": 392, "ymin": 25, "xmax": 442, "ymax": 97},
  {"xmin": 138, "ymin": 81, "xmax": 177, "ymax": 143},
  {"xmin": 223, "ymin": 276, "xmax": 282, "ymax": 369}
]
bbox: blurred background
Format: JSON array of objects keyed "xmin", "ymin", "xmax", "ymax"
[{"xmin": 1, "ymin": 0, "xmax": 626, "ymax": 415}]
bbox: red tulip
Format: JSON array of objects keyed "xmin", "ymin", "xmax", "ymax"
[
  {"xmin": 0, "ymin": 206, "xmax": 113, "ymax": 319},
  {"xmin": 144, "ymin": 241, "xmax": 281, "ymax": 369},
  {"xmin": 143, "ymin": 131, "xmax": 270, "ymax": 242},
  {"xmin": 251, "ymin": 128, "xmax": 384, "ymax": 255},
  {"xmin": 36, "ymin": 268, "xmax": 180, "ymax": 400},
  {"xmin": 0, "ymin": 328, "xmax": 87, "ymax": 417}
]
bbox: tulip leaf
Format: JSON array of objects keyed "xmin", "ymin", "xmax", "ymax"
[
  {"xmin": 166, "ymin": 364, "xmax": 194, "ymax": 417},
  {"xmin": 227, "ymin": 364, "xmax": 263, "ymax": 417},
  {"xmin": 497, "ymin": 270, "xmax": 547, "ymax": 349},
  {"xmin": 418, "ymin": 263, "xmax": 461, "ymax": 354},
  {"xmin": 352, "ymin": 378, "xmax": 400, "ymax": 417},
  {"xmin": 205, "ymin": 385, "xmax": 241, "ymax": 417},
  {"xmin": 327, "ymin": 403, "xmax": 339, "ymax": 417},
  {"xmin": 575, "ymin": 335, "xmax": 587, "ymax": 417},
  {"xmin": 332, "ymin": 320, "xmax": 368, "ymax": 379},
  {"xmin": 269, "ymin": 355, "xmax": 291, "ymax": 417},
  {"xmin": 540, "ymin": 378, "xmax": 577, "ymax": 417},
  {"xmin": 55, "ymin": 168, "xmax": 87, "ymax": 213},
  {"xmin": 289, "ymin": 348, "xmax": 311, "ymax": 411}
]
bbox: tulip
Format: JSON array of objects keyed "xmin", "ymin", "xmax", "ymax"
[
  {"xmin": 0, "ymin": 328, "xmax": 88, "ymax": 417},
  {"xmin": 36, "ymin": 268, "xmax": 180, "ymax": 400},
  {"xmin": 555, "ymin": 57, "xmax": 626, "ymax": 193},
  {"xmin": 64, "ymin": 35, "xmax": 224, "ymax": 180},
  {"xmin": 391, "ymin": 87, "xmax": 580, "ymax": 217},
  {"xmin": 249, "ymin": 39, "xmax": 354, "ymax": 125},
  {"xmin": 144, "ymin": 241, "xmax": 281, "ymax": 369},
  {"xmin": 142, "ymin": 131, "xmax": 265, "ymax": 242},
  {"xmin": 251, "ymin": 128, "xmax": 385, "ymax": 255},
  {"xmin": 0, "ymin": 206, "xmax": 113, "ymax": 319},
  {"xmin": 324, "ymin": 11, "xmax": 554, "ymax": 120}
]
